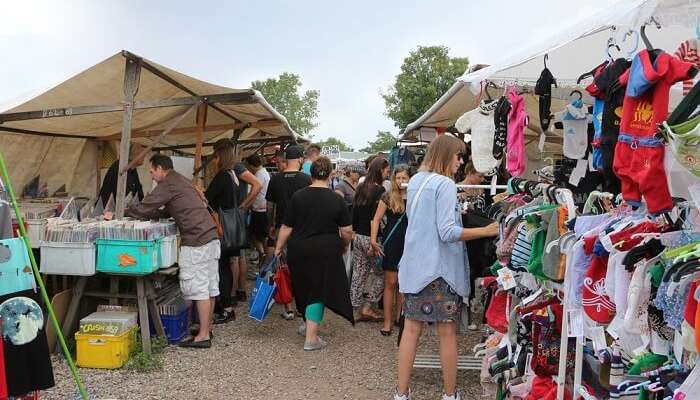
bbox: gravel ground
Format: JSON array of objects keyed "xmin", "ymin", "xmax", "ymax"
[{"xmin": 44, "ymin": 304, "xmax": 487, "ymax": 400}]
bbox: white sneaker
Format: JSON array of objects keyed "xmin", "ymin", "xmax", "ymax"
[
  {"xmin": 297, "ymin": 323, "xmax": 307, "ymax": 336},
  {"xmin": 441, "ymin": 391, "xmax": 461, "ymax": 400},
  {"xmin": 303, "ymin": 337, "xmax": 327, "ymax": 351},
  {"xmin": 281, "ymin": 310, "xmax": 295, "ymax": 320},
  {"xmin": 393, "ymin": 389, "xmax": 411, "ymax": 400}
]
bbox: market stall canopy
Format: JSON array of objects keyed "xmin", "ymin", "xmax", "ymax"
[
  {"xmin": 0, "ymin": 50, "xmax": 299, "ymax": 197},
  {"xmin": 402, "ymin": 0, "xmax": 699, "ymax": 142},
  {"xmin": 0, "ymin": 50, "xmax": 298, "ymax": 148}
]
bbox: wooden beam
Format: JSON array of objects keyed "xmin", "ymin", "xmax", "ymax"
[
  {"xmin": 122, "ymin": 51, "xmax": 244, "ymax": 124},
  {"xmin": 115, "ymin": 57, "xmax": 141, "ymax": 219},
  {"xmin": 120, "ymin": 103, "xmax": 199, "ymax": 175},
  {"xmin": 152, "ymin": 136, "xmax": 293, "ymax": 152},
  {"xmin": 0, "ymin": 127, "xmax": 90, "ymax": 140},
  {"xmin": 0, "ymin": 92, "xmax": 256, "ymax": 124},
  {"xmin": 98, "ymin": 119, "xmax": 281, "ymax": 141},
  {"xmin": 193, "ymin": 103, "xmax": 208, "ymax": 185}
]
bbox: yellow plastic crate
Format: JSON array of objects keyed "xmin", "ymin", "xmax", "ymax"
[{"xmin": 75, "ymin": 327, "xmax": 136, "ymax": 369}]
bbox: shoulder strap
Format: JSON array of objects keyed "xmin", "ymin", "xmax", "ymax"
[
  {"xmin": 381, "ymin": 213, "xmax": 406, "ymax": 246},
  {"xmin": 227, "ymin": 170, "xmax": 241, "ymax": 208},
  {"xmin": 409, "ymin": 173, "xmax": 438, "ymax": 216}
]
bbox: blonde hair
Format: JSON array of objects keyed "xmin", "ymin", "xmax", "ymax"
[
  {"xmin": 388, "ymin": 165, "xmax": 410, "ymax": 214},
  {"xmin": 420, "ymin": 135, "xmax": 466, "ymax": 178}
]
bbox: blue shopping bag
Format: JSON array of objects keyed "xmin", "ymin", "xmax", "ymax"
[
  {"xmin": 0, "ymin": 237, "xmax": 35, "ymax": 296},
  {"xmin": 248, "ymin": 271, "xmax": 276, "ymax": 322}
]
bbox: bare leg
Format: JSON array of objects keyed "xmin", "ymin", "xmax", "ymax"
[
  {"xmin": 397, "ymin": 318, "xmax": 423, "ymax": 394},
  {"xmin": 230, "ymin": 258, "xmax": 239, "ymax": 295},
  {"xmin": 383, "ymin": 271, "xmax": 398, "ymax": 331},
  {"xmin": 194, "ymin": 299, "xmax": 212, "ymax": 341},
  {"xmin": 305, "ymin": 320, "xmax": 320, "ymax": 344},
  {"xmin": 395, "ymin": 293, "xmax": 404, "ymax": 324},
  {"xmin": 437, "ymin": 321, "xmax": 458, "ymax": 396},
  {"xmin": 238, "ymin": 254, "xmax": 248, "ymax": 293}
]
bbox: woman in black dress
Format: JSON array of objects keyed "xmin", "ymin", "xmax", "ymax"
[
  {"xmin": 370, "ymin": 164, "xmax": 412, "ymax": 336},
  {"xmin": 205, "ymin": 141, "xmax": 241, "ymax": 325},
  {"xmin": 274, "ymin": 157, "xmax": 354, "ymax": 351}
]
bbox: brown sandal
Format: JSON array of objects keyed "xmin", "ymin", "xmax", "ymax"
[{"xmin": 356, "ymin": 311, "xmax": 383, "ymax": 322}]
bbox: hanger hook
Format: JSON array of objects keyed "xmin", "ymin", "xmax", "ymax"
[
  {"xmin": 544, "ymin": 53, "xmax": 548, "ymax": 69},
  {"xmin": 569, "ymin": 90, "xmax": 583, "ymax": 101}
]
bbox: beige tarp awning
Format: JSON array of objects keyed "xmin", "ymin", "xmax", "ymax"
[{"xmin": 0, "ymin": 50, "xmax": 298, "ymax": 197}]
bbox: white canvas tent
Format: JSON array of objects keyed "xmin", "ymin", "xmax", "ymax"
[
  {"xmin": 0, "ymin": 50, "xmax": 299, "ymax": 202},
  {"xmin": 402, "ymin": 0, "xmax": 699, "ymax": 143}
]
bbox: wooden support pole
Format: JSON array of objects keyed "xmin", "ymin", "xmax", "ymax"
[
  {"xmin": 58, "ymin": 276, "xmax": 87, "ymax": 353},
  {"xmin": 119, "ymin": 103, "xmax": 199, "ymax": 175},
  {"xmin": 193, "ymin": 103, "xmax": 208, "ymax": 186},
  {"xmin": 136, "ymin": 278, "xmax": 151, "ymax": 355},
  {"xmin": 115, "ymin": 58, "xmax": 141, "ymax": 219},
  {"xmin": 95, "ymin": 141, "xmax": 103, "ymax": 198}
]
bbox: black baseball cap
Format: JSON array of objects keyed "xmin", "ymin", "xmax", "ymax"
[{"xmin": 284, "ymin": 145, "xmax": 304, "ymax": 160}]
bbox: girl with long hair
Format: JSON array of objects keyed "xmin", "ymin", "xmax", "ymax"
[
  {"xmin": 370, "ymin": 164, "xmax": 411, "ymax": 336},
  {"xmin": 351, "ymin": 156, "xmax": 390, "ymax": 321},
  {"xmin": 393, "ymin": 136, "xmax": 498, "ymax": 400}
]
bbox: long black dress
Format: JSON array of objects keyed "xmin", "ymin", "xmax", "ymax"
[
  {"xmin": 380, "ymin": 193, "xmax": 407, "ymax": 272},
  {"xmin": 284, "ymin": 187, "xmax": 354, "ymax": 324}
]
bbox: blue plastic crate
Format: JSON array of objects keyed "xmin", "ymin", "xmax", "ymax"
[
  {"xmin": 150, "ymin": 307, "xmax": 190, "ymax": 344},
  {"xmin": 96, "ymin": 239, "xmax": 161, "ymax": 276}
]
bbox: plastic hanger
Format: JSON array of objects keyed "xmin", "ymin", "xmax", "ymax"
[
  {"xmin": 543, "ymin": 53, "xmax": 549, "ymax": 69},
  {"xmin": 622, "ymin": 29, "xmax": 639, "ymax": 58}
]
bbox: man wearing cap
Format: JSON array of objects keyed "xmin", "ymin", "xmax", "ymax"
[{"xmin": 265, "ymin": 145, "xmax": 311, "ymax": 319}]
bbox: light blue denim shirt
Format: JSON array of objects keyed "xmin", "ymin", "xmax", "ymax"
[{"xmin": 398, "ymin": 171, "xmax": 470, "ymax": 297}]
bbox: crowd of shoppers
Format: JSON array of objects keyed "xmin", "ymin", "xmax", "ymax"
[{"xmin": 113, "ymin": 135, "xmax": 497, "ymax": 398}]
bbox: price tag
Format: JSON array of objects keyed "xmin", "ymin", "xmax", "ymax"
[
  {"xmin": 538, "ymin": 132, "xmax": 547, "ymax": 152},
  {"xmin": 690, "ymin": 182, "xmax": 700, "ymax": 212},
  {"xmin": 590, "ymin": 326, "xmax": 607, "ymax": 352},
  {"xmin": 497, "ymin": 267, "xmax": 517, "ymax": 290},
  {"xmin": 567, "ymin": 309, "xmax": 584, "ymax": 338}
]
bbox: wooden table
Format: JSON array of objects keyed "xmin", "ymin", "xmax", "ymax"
[{"xmin": 59, "ymin": 269, "xmax": 178, "ymax": 355}]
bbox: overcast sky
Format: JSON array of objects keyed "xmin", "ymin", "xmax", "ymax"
[{"xmin": 0, "ymin": 0, "xmax": 610, "ymax": 150}]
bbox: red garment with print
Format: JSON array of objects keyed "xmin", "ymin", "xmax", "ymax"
[
  {"xmin": 582, "ymin": 237, "xmax": 616, "ymax": 323},
  {"xmin": 618, "ymin": 50, "xmax": 695, "ymax": 139}
]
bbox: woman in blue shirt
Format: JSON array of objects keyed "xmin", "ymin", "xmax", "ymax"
[{"xmin": 394, "ymin": 135, "xmax": 498, "ymax": 400}]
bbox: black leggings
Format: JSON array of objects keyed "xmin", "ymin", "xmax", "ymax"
[{"xmin": 215, "ymin": 247, "xmax": 238, "ymax": 312}]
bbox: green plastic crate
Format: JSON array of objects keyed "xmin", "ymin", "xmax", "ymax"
[{"xmin": 96, "ymin": 239, "xmax": 162, "ymax": 276}]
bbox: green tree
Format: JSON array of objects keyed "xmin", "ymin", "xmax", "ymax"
[
  {"xmin": 315, "ymin": 137, "xmax": 353, "ymax": 152},
  {"xmin": 382, "ymin": 46, "xmax": 468, "ymax": 129},
  {"xmin": 252, "ymin": 72, "xmax": 320, "ymax": 138},
  {"xmin": 359, "ymin": 131, "xmax": 397, "ymax": 154}
]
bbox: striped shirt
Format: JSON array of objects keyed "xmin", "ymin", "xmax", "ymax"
[{"xmin": 675, "ymin": 39, "xmax": 700, "ymax": 95}]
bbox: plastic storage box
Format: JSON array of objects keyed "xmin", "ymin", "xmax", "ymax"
[
  {"xmin": 75, "ymin": 327, "xmax": 137, "ymax": 369},
  {"xmin": 26, "ymin": 220, "xmax": 46, "ymax": 248},
  {"xmin": 160, "ymin": 235, "xmax": 178, "ymax": 268},
  {"xmin": 40, "ymin": 241, "xmax": 96, "ymax": 276},
  {"xmin": 150, "ymin": 307, "xmax": 190, "ymax": 343},
  {"xmin": 79, "ymin": 311, "xmax": 137, "ymax": 336},
  {"xmin": 96, "ymin": 239, "xmax": 162, "ymax": 276}
]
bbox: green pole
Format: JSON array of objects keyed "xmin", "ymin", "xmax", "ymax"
[{"xmin": 0, "ymin": 152, "xmax": 88, "ymax": 400}]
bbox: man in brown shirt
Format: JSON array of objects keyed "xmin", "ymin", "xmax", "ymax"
[{"xmin": 127, "ymin": 154, "xmax": 219, "ymax": 348}]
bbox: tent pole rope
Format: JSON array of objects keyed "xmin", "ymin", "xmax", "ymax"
[{"xmin": 0, "ymin": 151, "xmax": 89, "ymax": 400}]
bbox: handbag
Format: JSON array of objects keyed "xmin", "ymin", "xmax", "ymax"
[
  {"xmin": 272, "ymin": 256, "xmax": 293, "ymax": 305},
  {"xmin": 0, "ymin": 238, "xmax": 35, "ymax": 296},
  {"xmin": 219, "ymin": 170, "xmax": 247, "ymax": 251},
  {"xmin": 375, "ymin": 173, "xmax": 437, "ymax": 269},
  {"xmin": 374, "ymin": 213, "xmax": 405, "ymax": 270},
  {"xmin": 248, "ymin": 269, "xmax": 277, "ymax": 322}
]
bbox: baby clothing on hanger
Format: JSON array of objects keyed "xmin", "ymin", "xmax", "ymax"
[
  {"xmin": 455, "ymin": 100, "xmax": 501, "ymax": 175},
  {"xmin": 614, "ymin": 50, "xmax": 696, "ymax": 213},
  {"xmin": 507, "ymin": 88, "xmax": 528, "ymax": 177}
]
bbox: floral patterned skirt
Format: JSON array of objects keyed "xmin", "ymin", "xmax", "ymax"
[{"xmin": 403, "ymin": 278, "xmax": 462, "ymax": 323}]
